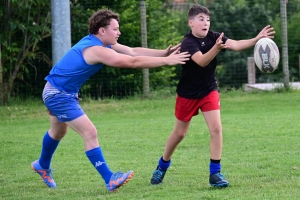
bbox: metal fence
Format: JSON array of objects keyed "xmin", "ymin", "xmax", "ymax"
[{"xmin": 1, "ymin": 0, "xmax": 300, "ymax": 103}]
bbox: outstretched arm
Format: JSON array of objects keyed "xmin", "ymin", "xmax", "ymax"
[
  {"xmin": 112, "ymin": 43, "xmax": 181, "ymax": 57},
  {"xmin": 82, "ymin": 46, "xmax": 190, "ymax": 68},
  {"xmin": 226, "ymin": 25, "xmax": 275, "ymax": 51},
  {"xmin": 192, "ymin": 32, "xmax": 230, "ymax": 67}
]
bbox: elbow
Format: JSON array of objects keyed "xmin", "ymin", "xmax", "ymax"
[{"xmin": 198, "ymin": 61, "xmax": 209, "ymax": 67}]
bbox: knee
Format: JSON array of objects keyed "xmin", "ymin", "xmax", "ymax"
[
  {"xmin": 49, "ymin": 129, "xmax": 67, "ymax": 140},
  {"xmin": 83, "ymin": 126, "xmax": 98, "ymax": 141},
  {"xmin": 173, "ymin": 130, "xmax": 187, "ymax": 140},
  {"xmin": 210, "ymin": 126, "xmax": 222, "ymax": 136}
]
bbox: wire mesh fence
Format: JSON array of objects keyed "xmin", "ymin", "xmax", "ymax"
[{"xmin": 1, "ymin": 0, "xmax": 299, "ymax": 103}]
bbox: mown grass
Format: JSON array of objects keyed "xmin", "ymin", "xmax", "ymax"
[{"xmin": 1, "ymin": 89, "xmax": 300, "ymax": 200}]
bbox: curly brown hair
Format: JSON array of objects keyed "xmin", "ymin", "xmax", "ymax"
[{"xmin": 88, "ymin": 9, "xmax": 120, "ymax": 34}]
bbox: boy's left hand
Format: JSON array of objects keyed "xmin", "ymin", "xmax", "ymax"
[
  {"xmin": 256, "ymin": 25, "xmax": 275, "ymax": 40},
  {"xmin": 165, "ymin": 43, "xmax": 181, "ymax": 56}
]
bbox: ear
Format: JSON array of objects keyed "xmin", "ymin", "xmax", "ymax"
[
  {"xmin": 188, "ymin": 19, "xmax": 193, "ymax": 28},
  {"xmin": 98, "ymin": 27, "xmax": 106, "ymax": 36}
]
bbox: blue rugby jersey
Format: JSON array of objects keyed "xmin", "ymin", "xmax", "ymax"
[{"xmin": 45, "ymin": 34, "xmax": 111, "ymax": 94}]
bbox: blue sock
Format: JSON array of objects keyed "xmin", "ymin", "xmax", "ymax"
[
  {"xmin": 209, "ymin": 162, "xmax": 221, "ymax": 175},
  {"xmin": 86, "ymin": 147, "xmax": 113, "ymax": 184},
  {"xmin": 158, "ymin": 157, "xmax": 171, "ymax": 171},
  {"xmin": 39, "ymin": 131, "xmax": 60, "ymax": 169}
]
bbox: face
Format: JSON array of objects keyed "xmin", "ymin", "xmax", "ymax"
[
  {"xmin": 99, "ymin": 19, "xmax": 121, "ymax": 46},
  {"xmin": 188, "ymin": 13, "xmax": 210, "ymax": 38}
]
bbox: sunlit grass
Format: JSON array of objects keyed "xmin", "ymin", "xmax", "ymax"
[{"xmin": 1, "ymin": 90, "xmax": 300, "ymax": 199}]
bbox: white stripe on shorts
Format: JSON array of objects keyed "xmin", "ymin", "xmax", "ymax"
[{"xmin": 42, "ymin": 82, "xmax": 60, "ymax": 102}]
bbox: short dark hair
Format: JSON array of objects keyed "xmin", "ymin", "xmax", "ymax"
[
  {"xmin": 188, "ymin": 4, "xmax": 210, "ymax": 19},
  {"xmin": 88, "ymin": 9, "xmax": 120, "ymax": 34}
]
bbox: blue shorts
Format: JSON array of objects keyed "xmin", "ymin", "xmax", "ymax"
[{"xmin": 44, "ymin": 93, "xmax": 85, "ymax": 122}]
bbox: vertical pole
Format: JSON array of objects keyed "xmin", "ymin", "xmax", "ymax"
[
  {"xmin": 280, "ymin": 0, "xmax": 289, "ymax": 88},
  {"xmin": 51, "ymin": 0, "xmax": 71, "ymax": 66},
  {"xmin": 140, "ymin": 1, "xmax": 149, "ymax": 98},
  {"xmin": 247, "ymin": 57, "xmax": 256, "ymax": 84}
]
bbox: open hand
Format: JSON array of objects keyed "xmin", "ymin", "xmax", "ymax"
[
  {"xmin": 256, "ymin": 25, "xmax": 275, "ymax": 39},
  {"xmin": 165, "ymin": 43, "xmax": 181, "ymax": 56},
  {"xmin": 215, "ymin": 32, "xmax": 230, "ymax": 51},
  {"xmin": 166, "ymin": 48, "xmax": 190, "ymax": 65}
]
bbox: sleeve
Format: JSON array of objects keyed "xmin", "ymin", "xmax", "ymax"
[{"xmin": 180, "ymin": 37, "xmax": 199, "ymax": 57}]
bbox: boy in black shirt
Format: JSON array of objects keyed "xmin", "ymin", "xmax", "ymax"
[{"xmin": 150, "ymin": 4, "xmax": 275, "ymax": 187}]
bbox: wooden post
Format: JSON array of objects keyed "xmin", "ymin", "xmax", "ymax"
[
  {"xmin": 140, "ymin": 1, "xmax": 149, "ymax": 98},
  {"xmin": 247, "ymin": 57, "xmax": 256, "ymax": 84},
  {"xmin": 280, "ymin": 0, "xmax": 290, "ymax": 88}
]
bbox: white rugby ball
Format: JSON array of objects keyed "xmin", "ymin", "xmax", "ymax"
[{"xmin": 254, "ymin": 38, "xmax": 280, "ymax": 73}]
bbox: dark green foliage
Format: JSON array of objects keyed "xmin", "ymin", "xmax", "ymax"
[
  {"xmin": 1, "ymin": 0, "xmax": 300, "ymax": 103},
  {"xmin": 0, "ymin": 0, "xmax": 52, "ymax": 104},
  {"xmin": 76, "ymin": 0, "xmax": 183, "ymax": 99}
]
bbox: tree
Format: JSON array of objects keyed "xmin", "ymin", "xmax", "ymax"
[
  {"xmin": 207, "ymin": 0, "xmax": 275, "ymax": 87},
  {"xmin": 0, "ymin": 0, "xmax": 51, "ymax": 105},
  {"xmin": 71, "ymin": 0, "xmax": 184, "ymax": 99}
]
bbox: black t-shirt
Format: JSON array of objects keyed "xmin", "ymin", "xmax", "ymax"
[{"xmin": 176, "ymin": 31, "xmax": 228, "ymax": 99}]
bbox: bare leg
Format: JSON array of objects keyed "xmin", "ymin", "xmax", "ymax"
[
  {"xmin": 48, "ymin": 115, "xmax": 68, "ymax": 140},
  {"xmin": 202, "ymin": 110, "xmax": 222, "ymax": 160},
  {"xmin": 162, "ymin": 119, "xmax": 191, "ymax": 161},
  {"xmin": 66, "ymin": 114, "xmax": 133, "ymax": 191},
  {"xmin": 66, "ymin": 114, "xmax": 99, "ymax": 151}
]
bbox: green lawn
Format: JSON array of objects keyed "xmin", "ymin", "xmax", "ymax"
[{"xmin": 1, "ymin": 90, "xmax": 300, "ymax": 200}]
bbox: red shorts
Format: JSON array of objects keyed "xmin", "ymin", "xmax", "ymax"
[{"xmin": 175, "ymin": 90, "xmax": 220, "ymax": 122}]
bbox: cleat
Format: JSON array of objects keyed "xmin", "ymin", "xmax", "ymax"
[
  {"xmin": 150, "ymin": 166, "xmax": 166, "ymax": 185},
  {"xmin": 31, "ymin": 160, "xmax": 56, "ymax": 188},
  {"xmin": 106, "ymin": 170, "xmax": 134, "ymax": 192},
  {"xmin": 209, "ymin": 172, "xmax": 229, "ymax": 188}
]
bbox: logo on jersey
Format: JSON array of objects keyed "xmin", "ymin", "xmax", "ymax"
[{"xmin": 201, "ymin": 42, "xmax": 205, "ymax": 47}]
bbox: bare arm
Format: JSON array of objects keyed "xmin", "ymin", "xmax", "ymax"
[
  {"xmin": 112, "ymin": 43, "xmax": 181, "ymax": 57},
  {"xmin": 226, "ymin": 25, "xmax": 275, "ymax": 51},
  {"xmin": 192, "ymin": 32, "xmax": 230, "ymax": 67},
  {"xmin": 82, "ymin": 46, "xmax": 190, "ymax": 68}
]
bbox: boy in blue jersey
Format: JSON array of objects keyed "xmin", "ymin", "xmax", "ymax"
[
  {"xmin": 31, "ymin": 9, "xmax": 190, "ymax": 192},
  {"xmin": 150, "ymin": 4, "xmax": 275, "ymax": 188}
]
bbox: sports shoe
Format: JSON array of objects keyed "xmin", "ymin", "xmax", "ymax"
[
  {"xmin": 150, "ymin": 166, "xmax": 166, "ymax": 185},
  {"xmin": 31, "ymin": 160, "xmax": 56, "ymax": 188},
  {"xmin": 209, "ymin": 172, "xmax": 229, "ymax": 188},
  {"xmin": 106, "ymin": 170, "xmax": 134, "ymax": 192}
]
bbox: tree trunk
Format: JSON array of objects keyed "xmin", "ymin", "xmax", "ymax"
[
  {"xmin": 0, "ymin": 44, "xmax": 8, "ymax": 105},
  {"xmin": 0, "ymin": 43, "xmax": 3, "ymax": 105}
]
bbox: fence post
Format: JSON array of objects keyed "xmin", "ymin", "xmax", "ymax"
[
  {"xmin": 247, "ymin": 57, "xmax": 256, "ymax": 84},
  {"xmin": 51, "ymin": 0, "xmax": 71, "ymax": 66},
  {"xmin": 140, "ymin": 1, "xmax": 149, "ymax": 98},
  {"xmin": 280, "ymin": 0, "xmax": 290, "ymax": 88}
]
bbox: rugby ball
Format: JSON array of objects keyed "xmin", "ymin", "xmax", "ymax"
[{"xmin": 254, "ymin": 38, "xmax": 280, "ymax": 73}]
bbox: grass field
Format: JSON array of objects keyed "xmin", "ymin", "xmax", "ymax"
[{"xmin": 1, "ymin": 90, "xmax": 300, "ymax": 200}]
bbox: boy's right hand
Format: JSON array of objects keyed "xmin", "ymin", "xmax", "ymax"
[
  {"xmin": 215, "ymin": 32, "xmax": 230, "ymax": 51},
  {"xmin": 166, "ymin": 48, "xmax": 190, "ymax": 65}
]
